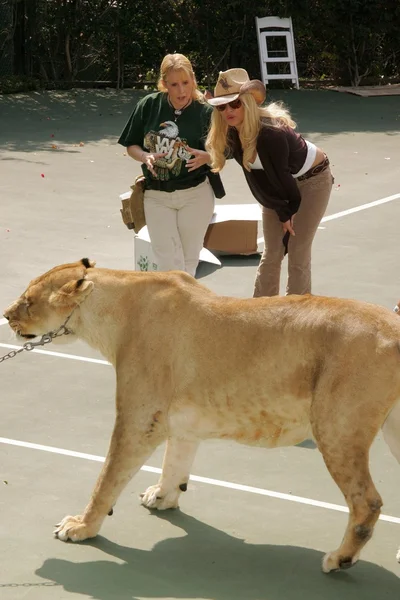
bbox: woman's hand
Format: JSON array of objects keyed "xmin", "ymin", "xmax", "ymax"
[
  {"xmin": 186, "ymin": 147, "xmax": 210, "ymax": 172},
  {"xmin": 282, "ymin": 216, "xmax": 296, "ymax": 236},
  {"xmin": 142, "ymin": 151, "xmax": 166, "ymax": 177}
]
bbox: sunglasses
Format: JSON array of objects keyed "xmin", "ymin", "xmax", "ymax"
[{"xmin": 216, "ymin": 98, "xmax": 242, "ymax": 112}]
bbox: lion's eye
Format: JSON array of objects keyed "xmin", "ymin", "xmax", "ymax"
[{"xmin": 24, "ymin": 299, "xmax": 32, "ymax": 314}]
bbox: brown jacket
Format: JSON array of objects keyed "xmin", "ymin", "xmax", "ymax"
[{"xmin": 229, "ymin": 123, "xmax": 308, "ymax": 222}]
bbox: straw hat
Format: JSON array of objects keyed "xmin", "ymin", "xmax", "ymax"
[{"xmin": 207, "ymin": 68, "xmax": 266, "ymax": 106}]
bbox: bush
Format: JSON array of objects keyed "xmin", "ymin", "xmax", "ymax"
[{"xmin": 0, "ymin": 75, "xmax": 42, "ymax": 94}]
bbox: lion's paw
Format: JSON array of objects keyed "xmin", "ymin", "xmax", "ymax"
[
  {"xmin": 322, "ymin": 551, "xmax": 359, "ymax": 573},
  {"xmin": 140, "ymin": 484, "xmax": 181, "ymax": 510},
  {"xmin": 54, "ymin": 515, "xmax": 99, "ymax": 542}
]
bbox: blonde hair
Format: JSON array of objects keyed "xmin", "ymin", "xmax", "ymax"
[
  {"xmin": 206, "ymin": 95, "xmax": 296, "ymax": 172},
  {"xmin": 157, "ymin": 53, "xmax": 203, "ymax": 102}
]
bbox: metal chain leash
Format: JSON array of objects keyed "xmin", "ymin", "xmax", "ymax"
[{"xmin": 0, "ymin": 311, "xmax": 75, "ymax": 364}]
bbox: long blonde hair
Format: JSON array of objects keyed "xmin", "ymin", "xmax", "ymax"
[
  {"xmin": 206, "ymin": 95, "xmax": 296, "ymax": 172},
  {"xmin": 157, "ymin": 53, "xmax": 204, "ymax": 102}
]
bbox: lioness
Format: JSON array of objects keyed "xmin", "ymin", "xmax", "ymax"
[{"xmin": 4, "ymin": 258, "xmax": 400, "ymax": 573}]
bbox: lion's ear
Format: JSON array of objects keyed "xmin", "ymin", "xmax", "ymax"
[
  {"xmin": 81, "ymin": 258, "xmax": 96, "ymax": 269},
  {"xmin": 50, "ymin": 278, "xmax": 94, "ymax": 306}
]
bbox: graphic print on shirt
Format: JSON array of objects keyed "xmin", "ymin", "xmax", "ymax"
[{"xmin": 144, "ymin": 121, "xmax": 192, "ymax": 181}]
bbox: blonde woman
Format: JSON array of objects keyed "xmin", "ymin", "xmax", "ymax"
[
  {"xmin": 206, "ymin": 68, "xmax": 333, "ymax": 297},
  {"xmin": 118, "ymin": 53, "xmax": 224, "ymax": 276}
]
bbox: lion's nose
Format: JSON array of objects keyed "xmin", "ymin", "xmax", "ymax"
[{"xmin": 3, "ymin": 313, "xmax": 9, "ymax": 320}]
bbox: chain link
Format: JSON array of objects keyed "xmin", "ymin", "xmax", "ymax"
[
  {"xmin": 0, "ymin": 347, "xmax": 25, "ymax": 362},
  {"xmin": 0, "ymin": 312, "xmax": 75, "ymax": 364}
]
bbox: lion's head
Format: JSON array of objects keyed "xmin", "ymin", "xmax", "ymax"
[{"xmin": 3, "ymin": 258, "xmax": 95, "ymax": 341}]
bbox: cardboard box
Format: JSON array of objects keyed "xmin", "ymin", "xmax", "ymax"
[
  {"xmin": 204, "ymin": 204, "xmax": 263, "ymax": 255},
  {"xmin": 204, "ymin": 220, "xmax": 258, "ymax": 254},
  {"xmin": 133, "ymin": 226, "xmax": 221, "ymax": 272},
  {"xmin": 119, "ymin": 193, "xmax": 264, "ymax": 271}
]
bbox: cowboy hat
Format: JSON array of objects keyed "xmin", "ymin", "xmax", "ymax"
[{"xmin": 207, "ymin": 68, "xmax": 266, "ymax": 107}]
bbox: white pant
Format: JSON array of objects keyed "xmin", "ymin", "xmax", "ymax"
[{"xmin": 144, "ymin": 179, "xmax": 215, "ymax": 277}]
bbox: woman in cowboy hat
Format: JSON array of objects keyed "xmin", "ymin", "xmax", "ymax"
[{"xmin": 206, "ymin": 68, "xmax": 333, "ymax": 297}]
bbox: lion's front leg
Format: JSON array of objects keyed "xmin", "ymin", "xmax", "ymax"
[
  {"xmin": 140, "ymin": 437, "xmax": 199, "ymax": 510},
  {"xmin": 55, "ymin": 412, "xmax": 166, "ymax": 542}
]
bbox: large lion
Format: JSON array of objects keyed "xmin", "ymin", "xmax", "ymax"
[{"xmin": 4, "ymin": 258, "xmax": 400, "ymax": 573}]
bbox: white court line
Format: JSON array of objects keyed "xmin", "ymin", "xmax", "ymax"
[
  {"xmin": 321, "ymin": 192, "xmax": 400, "ymax": 223},
  {"xmin": 1, "ymin": 436, "xmax": 399, "ymax": 525},
  {"xmin": 0, "ymin": 343, "xmax": 110, "ymax": 365}
]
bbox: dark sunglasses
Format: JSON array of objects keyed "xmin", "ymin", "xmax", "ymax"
[{"xmin": 216, "ymin": 98, "xmax": 242, "ymax": 112}]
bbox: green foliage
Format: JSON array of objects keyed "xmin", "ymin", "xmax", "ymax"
[
  {"xmin": 291, "ymin": 0, "xmax": 400, "ymax": 85},
  {"xmin": 0, "ymin": 75, "xmax": 41, "ymax": 94},
  {"xmin": 4, "ymin": 0, "xmax": 400, "ymax": 88}
]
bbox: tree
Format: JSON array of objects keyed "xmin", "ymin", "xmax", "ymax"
[{"xmin": 5, "ymin": 0, "xmax": 400, "ymax": 88}]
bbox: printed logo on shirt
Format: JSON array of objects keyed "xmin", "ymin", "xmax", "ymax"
[{"xmin": 144, "ymin": 121, "xmax": 192, "ymax": 180}]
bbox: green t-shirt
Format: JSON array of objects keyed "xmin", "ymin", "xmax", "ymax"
[{"xmin": 118, "ymin": 92, "xmax": 213, "ymax": 191}]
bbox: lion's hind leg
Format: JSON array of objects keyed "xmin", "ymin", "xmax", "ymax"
[
  {"xmin": 319, "ymin": 448, "xmax": 382, "ymax": 573},
  {"xmin": 382, "ymin": 398, "xmax": 400, "ymax": 463},
  {"xmin": 311, "ymin": 387, "xmax": 384, "ymax": 573},
  {"xmin": 382, "ymin": 397, "xmax": 400, "ymax": 562},
  {"xmin": 140, "ymin": 437, "xmax": 199, "ymax": 510}
]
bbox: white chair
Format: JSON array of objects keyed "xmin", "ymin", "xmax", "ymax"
[{"xmin": 255, "ymin": 16, "xmax": 299, "ymax": 89}]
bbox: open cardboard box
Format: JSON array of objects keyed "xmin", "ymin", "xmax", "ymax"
[
  {"xmin": 133, "ymin": 226, "xmax": 221, "ymax": 271},
  {"xmin": 119, "ymin": 192, "xmax": 263, "ymax": 272},
  {"xmin": 205, "ymin": 203, "xmax": 263, "ymax": 255}
]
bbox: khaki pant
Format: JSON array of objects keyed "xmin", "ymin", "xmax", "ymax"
[
  {"xmin": 144, "ymin": 179, "xmax": 215, "ymax": 277},
  {"xmin": 254, "ymin": 166, "xmax": 333, "ymax": 297}
]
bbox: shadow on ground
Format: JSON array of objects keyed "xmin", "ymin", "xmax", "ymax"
[
  {"xmin": 196, "ymin": 254, "xmax": 260, "ymax": 279},
  {"xmin": 0, "ymin": 89, "xmax": 146, "ymax": 153},
  {"xmin": 1, "ymin": 89, "xmax": 399, "ymax": 155},
  {"xmin": 272, "ymin": 89, "xmax": 400, "ymax": 137},
  {"xmin": 36, "ymin": 511, "xmax": 399, "ymax": 600}
]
